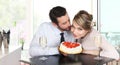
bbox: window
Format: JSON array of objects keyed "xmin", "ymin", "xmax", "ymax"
[
  {"xmin": 0, "ymin": 0, "xmax": 33, "ymax": 49},
  {"xmin": 100, "ymin": 0, "xmax": 120, "ymax": 50}
]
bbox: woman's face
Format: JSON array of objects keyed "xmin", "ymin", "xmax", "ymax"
[{"xmin": 71, "ymin": 21, "xmax": 89, "ymax": 39}]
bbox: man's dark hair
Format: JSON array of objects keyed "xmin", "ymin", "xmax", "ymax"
[{"xmin": 49, "ymin": 6, "xmax": 67, "ymax": 24}]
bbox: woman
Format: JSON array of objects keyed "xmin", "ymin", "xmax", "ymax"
[{"xmin": 71, "ymin": 10, "xmax": 119, "ymax": 60}]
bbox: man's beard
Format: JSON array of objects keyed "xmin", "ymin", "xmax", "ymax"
[{"xmin": 58, "ymin": 26, "xmax": 71, "ymax": 31}]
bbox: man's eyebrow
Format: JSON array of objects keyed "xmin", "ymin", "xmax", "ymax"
[{"xmin": 62, "ymin": 21, "xmax": 67, "ymax": 24}]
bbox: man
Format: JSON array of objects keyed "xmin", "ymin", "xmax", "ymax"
[{"xmin": 29, "ymin": 6, "xmax": 75, "ymax": 57}]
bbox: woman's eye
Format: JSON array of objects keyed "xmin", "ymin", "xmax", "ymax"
[{"xmin": 78, "ymin": 28, "xmax": 83, "ymax": 30}]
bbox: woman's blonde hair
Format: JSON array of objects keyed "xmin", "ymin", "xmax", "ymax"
[{"xmin": 73, "ymin": 10, "xmax": 93, "ymax": 31}]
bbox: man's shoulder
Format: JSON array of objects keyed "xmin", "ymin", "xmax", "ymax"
[
  {"xmin": 40, "ymin": 22, "xmax": 51, "ymax": 25},
  {"xmin": 39, "ymin": 22, "xmax": 52, "ymax": 27}
]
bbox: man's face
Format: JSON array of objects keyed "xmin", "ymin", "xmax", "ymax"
[{"xmin": 57, "ymin": 13, "xmax": 71, "ymax": 31}]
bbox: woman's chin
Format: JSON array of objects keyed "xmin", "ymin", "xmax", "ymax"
[
  {"xmin": 74, "ymin": 36, "xmax": 82, "ymax": 39},
  {"xmin": 74, "ymin": 37, "xmax": 79, "ymax": 39}
]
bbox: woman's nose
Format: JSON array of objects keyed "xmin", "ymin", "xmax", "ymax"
[
  {"xmin": 73, "ymin": 28, "xmax": 79, "ymax": 34},
  {"xmin": 71, "ymin": 28, "xmax": 76, "ymax": 33}
]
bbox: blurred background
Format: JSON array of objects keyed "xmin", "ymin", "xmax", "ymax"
[{"xmin": 0, "ymin": 0, "xmax": 120, "ymax": 52}]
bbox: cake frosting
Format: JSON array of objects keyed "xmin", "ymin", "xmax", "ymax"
[{"xmin": 59, "ymin": 42, "xmax": 82, "ymax": 54}]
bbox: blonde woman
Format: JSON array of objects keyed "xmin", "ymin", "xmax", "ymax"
[{"xmin": 71, "ymin": 10, "xmax": 119, "ymax": 60}]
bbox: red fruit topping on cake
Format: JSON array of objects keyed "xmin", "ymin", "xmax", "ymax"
[{"xmin": 59, "ymin": 42, "xmax": 82, "ymax": 54}]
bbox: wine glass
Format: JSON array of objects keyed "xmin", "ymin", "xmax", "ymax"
[
  {"xmin": 94, "ymin": 35, "xmax": 102, "ymax": 60},
  {"xmin": 39, "ymin": 36, "xmax": 48, "ymax": 60}
]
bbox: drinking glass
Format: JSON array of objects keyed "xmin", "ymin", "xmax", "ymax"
[
  {"xmin": 39, "ymin": 36, "xmax": 48, "ymax": 60},
  {"xmin": 94, "ymin": 35, "xmax": 102, "ymax": 60}
]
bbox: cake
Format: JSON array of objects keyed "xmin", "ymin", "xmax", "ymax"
[{"xmin": 59, "ymin": 42, "xmax": 82, "ymax": 54}]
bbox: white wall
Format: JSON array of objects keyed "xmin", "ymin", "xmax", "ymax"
[
  {"xmin": 101, "ymin": 0, "xmax": 120, "ymax": 32},
  {"xmin": 33, "ymin": 0, "xmax": 97, "ymax": 33},
  {"xmin": 22, "ymin": 0, "xmax": 98, "ymax": 49}
]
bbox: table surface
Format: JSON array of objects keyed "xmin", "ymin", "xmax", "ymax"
[
  {"xmin": 20, "ymin": 53, "xmax": 115, "ymax": 65},
  {"xmin": 0, "ymin": 45, "xmax": 21, "ymax": 59},
  {"xmin": 0, "ymin": 45, "xmax": 21, "ymax": 65}
]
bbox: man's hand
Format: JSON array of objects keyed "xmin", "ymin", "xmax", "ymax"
[{"xmin": 58, "ymin": 46, "xmax": 68, "ymax": 56}]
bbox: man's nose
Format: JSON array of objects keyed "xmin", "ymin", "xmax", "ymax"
[{"xmin": 67, "ymin": 22, "xmax": 71, "ymax": 26}]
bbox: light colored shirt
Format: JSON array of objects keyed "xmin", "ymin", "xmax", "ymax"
[
  {"xmin": 29, "ymin": 22, "xmax": 75, "ymax": 57},
  {"xmin": 80, "ymin": 28, "xmax": 119, "ymax": 60}
]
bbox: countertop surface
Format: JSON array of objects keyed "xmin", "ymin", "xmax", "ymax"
[{"xmin": 0, "ymin": 45, "xmax": 21, "ymax": 59}]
